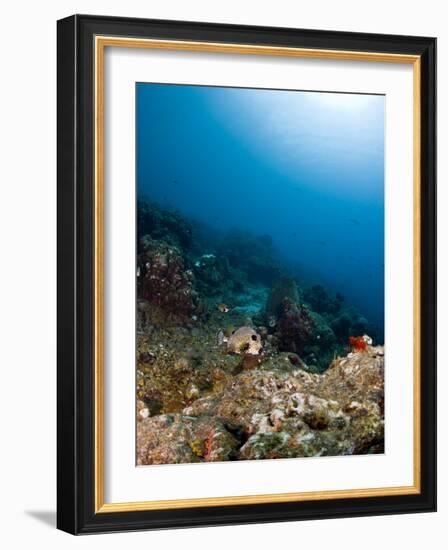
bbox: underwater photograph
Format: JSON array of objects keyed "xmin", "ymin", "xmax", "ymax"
[{"xmin": 135, "ymin": 83, "xmax": 385, "ymax": 465}]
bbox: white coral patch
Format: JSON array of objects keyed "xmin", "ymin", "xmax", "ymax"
[
  {"xmin": 250, "ymin": 413, "xmax": 272, "ymax": 434},
  {"xmin": 287, "ymin": 392, "xmax": 306, "ymax": 415},
  {"xmin": 296, "ymin": 431, "xmax": 315, "ymax": 444},
  {"xmin": 138, "ymin": 408, "xmax": 150, "ymax": 420}
]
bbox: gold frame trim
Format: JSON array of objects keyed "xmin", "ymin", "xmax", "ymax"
[{"xmin": 94, "ymin": 36, "xmax": 422, "ymax": 513}]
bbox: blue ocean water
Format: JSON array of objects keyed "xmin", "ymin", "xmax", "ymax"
[{"xmin": 136, "ymin": 83, "xmax": 384, "ymax": 339}]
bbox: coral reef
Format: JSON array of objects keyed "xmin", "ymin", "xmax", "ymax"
[
  {"xmin": 137, "ymin": 199, "xmax": 193, "ymax": 249},
  {"xmin": 138, "ymin": 235, "xmax": 199, "ymax": 324},
  {"xmin": 217, "ymin": 229, "xmax": 281, "ymax": 286},
  {"xmin": 193, "ymin": 253, "xmax": 228, "ymax": 295},
  {"xmin": 330, "ymin": 308, "xmax": 371, "ymax": 342},
  {"xmin": 276, "ymin": 298, "xmax": 316, "ymax": 355},
  {"xmin": 265, "ymin": 277, "xmax": 300, "ymax": 318},
  {"xmin": 303, "ymin": 284, "xmax": 344, "ymax": 315},
  {"xmin": 135, "ymin": 198, "xmax": 384, "ymax": 463}
]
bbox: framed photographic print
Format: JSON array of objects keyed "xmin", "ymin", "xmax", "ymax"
[{"xmin": 57, "ymin": 15, "xmax": 436, "ymax": 534}]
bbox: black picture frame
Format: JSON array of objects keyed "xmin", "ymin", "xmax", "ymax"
[{"xmin": 57, "ymin": 14, "xmax": 436, "ymax": 535}]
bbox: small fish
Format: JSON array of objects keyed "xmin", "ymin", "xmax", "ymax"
[
  {"xmin": 136, "ymin": 266, "xmax": 141, "ymax": 277},
  {"xmin": 319, "ymin": 241, "xmax": 326, "ymax": 247},
  {"xmin": 349, "ymin": 218, "xmax": 360, "ymax": 225},
  {"xmin": 217, "ymin": 303, "xmax": 230, "ymax": 313}
]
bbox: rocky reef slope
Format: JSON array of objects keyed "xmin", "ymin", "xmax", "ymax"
[{"xmin": 137, "ymin": 345, "xmax": 384, "ymax": 464}]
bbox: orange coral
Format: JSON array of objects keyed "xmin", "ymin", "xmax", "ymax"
[{"xmin": 349, "ymin": 336, "xmax": 367, "ymax": 352}]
